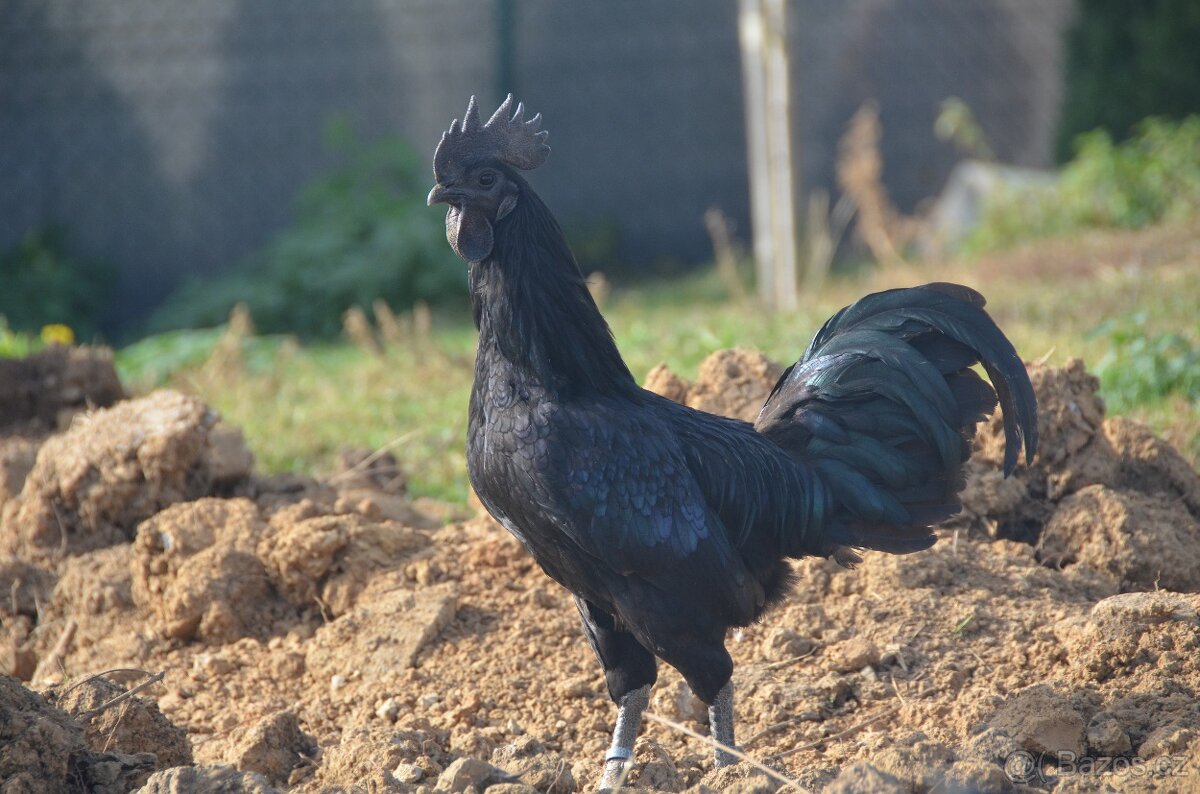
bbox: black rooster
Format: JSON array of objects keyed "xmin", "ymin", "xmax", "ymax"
[{"xmin": 427, "ymin": 96, "xmax": 1036, "ymax": 787}]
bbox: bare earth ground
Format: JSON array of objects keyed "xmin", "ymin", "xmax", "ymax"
[{"xmin": 2, "ymin": 345, "xmax": 1199, "ymax": 793}]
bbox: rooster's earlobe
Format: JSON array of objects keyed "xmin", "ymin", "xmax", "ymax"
[{"xmin": 496, "ymin": 192, "xmax": 518, "ymax": 222}]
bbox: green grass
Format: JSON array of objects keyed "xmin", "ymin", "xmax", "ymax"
[{"xmin": 115, "ymin": 223, "xmax": 1200, "ymax": 504}]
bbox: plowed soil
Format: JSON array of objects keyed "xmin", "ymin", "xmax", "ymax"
[{"xmin": 2, "ymin": 346, "xmax": 1199, "ymax": 794}]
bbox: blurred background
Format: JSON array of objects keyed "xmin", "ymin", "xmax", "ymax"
[{"xmin": 2, "ymin": 0, "xmax": 1198, "ymax": 499}]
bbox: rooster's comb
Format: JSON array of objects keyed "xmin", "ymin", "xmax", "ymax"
[{"xmin": 434, "ymin": 95, "xmax": 550, "ymax": 176}]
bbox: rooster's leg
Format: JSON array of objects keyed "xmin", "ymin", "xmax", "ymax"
[
  {"xmin": 600, "ymin": 684, "xmax": 650, "ymax": 789},
  {"xmin": 708, "ymin": 681, "xmax": 737, "ymax": 766},
  {"xmin": 576, "ymin": 598, "xmax": 658, "ymax": 789}
]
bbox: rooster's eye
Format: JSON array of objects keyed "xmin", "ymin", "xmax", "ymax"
[{"xmin": 479, "ymin": 172, "xmax": 496, "ymax": 188}]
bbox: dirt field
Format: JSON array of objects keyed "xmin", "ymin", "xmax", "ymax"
[{"xmin": 2, "ymin": 345, "xmax": 1199, "ymax": 793}]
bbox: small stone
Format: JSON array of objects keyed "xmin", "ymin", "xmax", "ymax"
[
  {"xmin": 872, "ymin": 741, "xmax": 956, "ymax": 791},
  {"xmin": 826, "ymin": 636, "xmax": 881, "ymax": 673},
  {"xmin": 228, "ymin": 711, "xmax": 317, "ymax": 786},
  {"xmin": 652, "ymin": 679, "xmax": 707, "ymax": 724},
  {"xmin": 964, "ymin": 728, "xmax": 1020, "ymax": 766},
  {"xmin": 394, "ymin": 762, "xmax": 425, "ymax": 783},
  {"xmin": 492, "ymin": 737, "xmax": 576, "ymax": 794},
  {"xmin": 376, "ymin": 697, "xmax": 401, "ymax": 722},
  {"xmin": 941, "ymin": 759, "xmax": 1012, "ymax": 793},
  {"xmin": 1086, "ymin": 715, "xmax": 1132, "ymax": 756},
  {"xmin": 136, "ymin": 764, "xmax": 282, "ymax": 793},
  {"xmin": 193, "ymin": 653, "xmax": 234, "ymax": 676},
  {"xmin": 814, "ymin": 671, "xmax": 853, "ymax": 705},
  {"xmin": 823, "ymin": 761, "xmax": 907, "ymax": 794},
  {"xmin": 487, "ymin": 785, "xmax": 538, "ymax": 794},
  {"xmin": 420, "ymin": 693, "xmax": 440, "ymax": 708},
  {"xmin": 762, "ymin": 626, "xmax": 815, "ymax": 662},
  {"xmin": 435, "ymin": 757, "xmax": 504, "ymax": 793},
  {"xmin": 1138, "ymin": 726, "xmax": 1196, "ymax": 759},
  {"xmin": 554, "ymin": 676, "xmax": 595, "ymax": 699},
  {"xmin": 330, "ymin": 674, "xmax": 347, "ymax": 694}
]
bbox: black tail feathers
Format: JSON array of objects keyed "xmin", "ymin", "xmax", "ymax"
[{"xmin": 756, "ymin": 283, "xmax": 1037, "ymax": 558}]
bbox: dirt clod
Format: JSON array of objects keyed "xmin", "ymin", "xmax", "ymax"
[
  {"xmin": 491, "ymin": 736, "xmax": 577, "ymax": 794},
  {"xmin": 132, "ymin": 498, "xmax": 278, "ymax": 644},
  {"xmin": 304, "ymin": 582, "xmax": 458, "ymax": 688},
  {"xmin": 133, "ymin": 764, "xmax": 282, "ymax": 794},
  {"xmin": 0, "ymin": 345, "xmax": 124, "ymax": 434},
  {"xmin": 0, "ymin": 438, "xmax": 39, "ymax": 507},
  {"xmin": 258, "ymin": 510, "xmax": 429, "ymax": 618},
  {"xmin": 645, "ymin": 349, "xmax": 783, "ymax": 423},
  {"xmin": 989, "ymin": 684, "xmax": 1085, "ymax": 757},
  {"xmin": 1, "ymin": 390, "xmax": 251, "ymax": 560},
  {"xmin": 46, "ymin": 675, "xmax": 193, "ymax": 769},
  {"xmin": 940, "ymin": 759, "xmax": 1012, "ymax": 793},
  {"xmin": 0, "ymin": 673, "xmax": 85, "ymax": 793},
  {"xmin": 1040, "ymin": 485, "xmax": 1200, "ymax": 592},
  {"xmin": 227, "ymin": 710, "xmax": 317, "ymax": 785},
  {"xmin": 0, "ymin": 674, "xmax": 159, "ymax": 794},
  {"xmin": 436, "ymin": 756, "xmax": 508, "ymax": 792},
  {"xmin": 1086, "ymin": 714, "xmax": 1132, "ymax": 756},
  {"xmin": 825, "ymin": 636, "xmax": 881, "ymax": 673},
  {"xmin": 823, "ymin": 761, "xmax": 908, "ymax": 794},
  {"xmin": 870, "ymin": 738, "xmax": 957, "ymax": 791}
]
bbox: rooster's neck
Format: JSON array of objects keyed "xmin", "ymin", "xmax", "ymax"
[{"xmin": 470, "ymin": 179, "xmax": 638, "ymax": 400}]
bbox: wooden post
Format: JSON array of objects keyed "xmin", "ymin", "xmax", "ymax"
[{"xmin": 738, "ymin": 0, "xmax": 799, "ymax": 311}]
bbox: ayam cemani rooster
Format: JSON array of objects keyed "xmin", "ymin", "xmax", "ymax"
[{"xmin": 427, "ymin": 96, "xmax": 1037, "ymax": 788}]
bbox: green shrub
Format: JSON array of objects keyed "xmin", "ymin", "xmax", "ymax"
[
  {"xmin": 114, "ymin": 325, "xmax": 293, "ymax": 389},
  {"xmin": 0, "ymin": 322, "xmax": 43, "ymax": 359},
  {"xmin": 114, "ymin": 327, "xmax": 225, "ymax": 387},
  {"xmin": 0, "ymin": 228, "xmax": 115, "ymax": 340},
  {"xmin": 150, "ymin": 119, "xmax": 464, "ymax": 338},
  {"xmin": 966, "ymin": 116, "xmax": 1200, "ymax": 253},
  {"xmin": 1090, "ymin": 312, "xmax": 1200, "ymax": 412}
]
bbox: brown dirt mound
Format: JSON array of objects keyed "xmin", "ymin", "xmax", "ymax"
[
  {"xmin": 0, "ymin": 673, "xmax": 161, "ymax": 793},
  {"xmin": 132, "ymin": 497, "xmax": 279, "ymax": 645},
  {"xmin": 0, "ymin": 390, "xmax": 254, "ymax": 561},
  {"xmin": 45, "ymin": 676, "xmax": 194, "ymax": 769},
  {"xmin": 0, "ymin": 345, "xmax": 124, "ymax": 434},
  {"xmin": 223, "ymin": 710, "xmax": 318, "ymax": 786},
  {"xmin": 0, "ymin": 437, "xmax": 40, "ymax": 506},
  {"xmin": 1, "ymin": 672, "xmax": 86, "ymax": 792},
  {"xmin": 258, "ymin": 505, "xmax": 431, "ymax": 618},
  {"xmin": 4, "ymin": 349, "xmax": 1200, "ymax": 793},
  {"xmin": 962, "ymin": 359, "xmax": 1200, "ymax": 592},
  {"xmin": 134, "ymin": 764, "xmax": 282, "ymax": 793},
  {"xmin": 0, "ymin": 555, "xmax": 55, "ymax": 622},
  {"xmin": 1039, "ymin": 485, "xmax": 1200, "ymax": 592},
  {"xmin": 646, "ymin": 348, "xmax": 784, "ymax": 423}
]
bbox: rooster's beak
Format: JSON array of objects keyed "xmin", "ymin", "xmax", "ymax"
[{"xmin": 427, "ymin": 184, "xmax": 452, "ymax": 207}]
